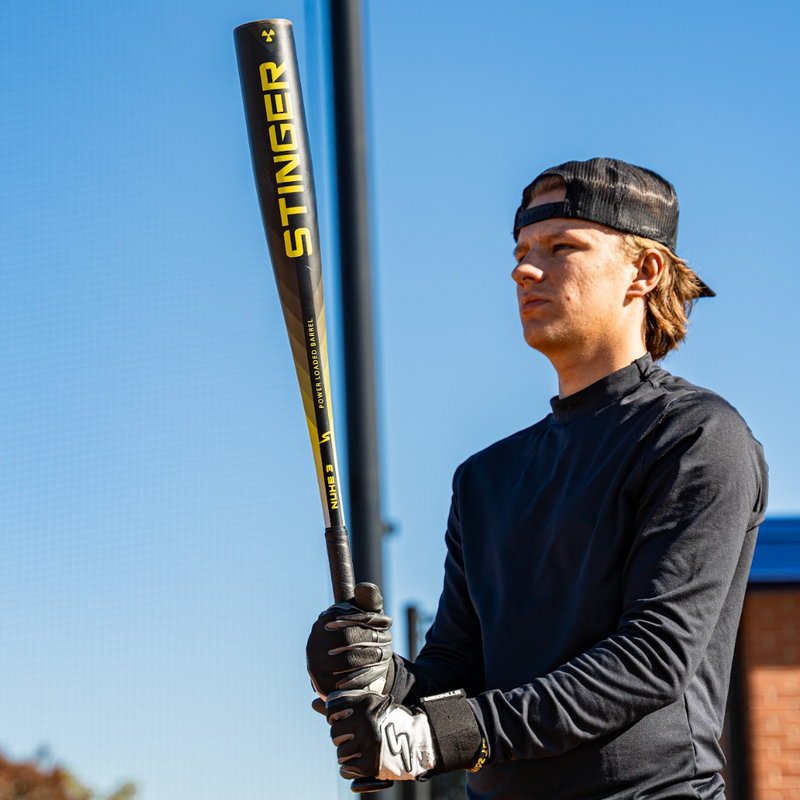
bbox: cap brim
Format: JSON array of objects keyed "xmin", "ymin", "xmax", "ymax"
[{"xmin": 697, "ymin": 279, "xmax": 715, "ymax": 298}]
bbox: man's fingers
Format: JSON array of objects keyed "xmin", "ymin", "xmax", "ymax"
[
  {"xmin": 334, "ymin": 736, "xmax": 364, "ymax": 763},
  {"xmin": 326, "ymin": 626, "xmax": 392, "ymax": 646},
  {"xmin": 339, "ymin": 763, "xmax": 364, "ymax": 779},
  {"xmin": 328, "ymin": 706, "xmax": 354, "ymax": 723},
  {"xmin": 353, "ymin": 582, "xmax": 384, "ymax": 613},
  {"xmin": 311, "ymin": 697, "xmax": 327, "ymax": 715},
  {"xmin": 323, "ymin": 612, "xmax": 392, "ymax": 632},
  {"xmin": 333, "ymin": 665, "xmax": 389, "ymax": 692},
  {"xmin": 329, "ymin": 645, "xmax": 391, "ymax": 671},
  {"xmin": 328, "ymin": 642, "xmax": 391, "ymax": 659}
]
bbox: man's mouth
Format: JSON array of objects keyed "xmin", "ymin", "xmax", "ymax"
[{"xmin": 520, "ymin": 296, "xmax": 547, "ymax": 312}]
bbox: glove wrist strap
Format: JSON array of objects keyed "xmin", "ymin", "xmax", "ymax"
[{"xmin": 418, "ymin": 689, "xmax": 486, "ymax": 774}]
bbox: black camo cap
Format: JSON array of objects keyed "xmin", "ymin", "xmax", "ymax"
[{"xmin": 514, "ymin": 157, "xmax": 715, "ymax": 298}]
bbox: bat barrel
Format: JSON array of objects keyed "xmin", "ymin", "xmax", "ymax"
[{"xmin": 234, "ymin": 19, "xmax": 352, "ymax": 576}]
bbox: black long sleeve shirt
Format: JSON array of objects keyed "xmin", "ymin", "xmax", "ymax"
[{"xmin": 391, "ymin": 355, "xmax": 768, "ymax": 799}]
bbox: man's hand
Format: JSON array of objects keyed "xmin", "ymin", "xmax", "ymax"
[
  {"xmin": 306, "ymin": 582, "xmax": 394, "ymax": 700},
  {"xmin": 325, "ymin": 690, "xmax": 436, "ymax": 781}
]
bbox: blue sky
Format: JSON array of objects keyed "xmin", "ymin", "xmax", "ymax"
[{"xmin": 0, "ymin": 1, "xmax": 798, "ymax": 798}]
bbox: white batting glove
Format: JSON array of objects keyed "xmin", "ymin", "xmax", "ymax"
[{"xmin": 325, "ymin": 690, "xmax": 436, "ymax": 781}]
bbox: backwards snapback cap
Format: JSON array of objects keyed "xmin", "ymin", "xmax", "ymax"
[{"xmin": 514, "ymin": 157, "xmax": 715, "ymax": 298}]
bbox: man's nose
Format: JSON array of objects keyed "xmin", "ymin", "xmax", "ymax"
[{"xmin": 511, "ymin": 259, "xmax": 544, "ymax": 286}]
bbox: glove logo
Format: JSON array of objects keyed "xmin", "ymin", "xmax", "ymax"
[{"xmin": 385, "ymin": 722, "xmax": 412, "ymax": 774}]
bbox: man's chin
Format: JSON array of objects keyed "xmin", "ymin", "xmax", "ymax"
[{"xmin": 522, "ymin": 326, "xmax": 557, "ymax": 354}]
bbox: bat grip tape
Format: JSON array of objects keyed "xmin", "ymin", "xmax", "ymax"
[{"xmin": 325, "ymin": 525, "xmax": 356, "ymax": 603}]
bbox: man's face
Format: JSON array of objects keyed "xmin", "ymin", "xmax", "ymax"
[{"xmin": 511, "ymin": 187, "xmax": 641, "ymax": 360}]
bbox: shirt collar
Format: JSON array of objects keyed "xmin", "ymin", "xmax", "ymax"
[{"xmin": 549, "ymin": 354, "xmax": 655, "ymax": 422}]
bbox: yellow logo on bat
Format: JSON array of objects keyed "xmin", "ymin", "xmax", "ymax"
[
  {"xmin": 261, "ymin": 29, "xmax": 275, "ymax": 42},
  {"xmin": 258, "ymin": 60, "xmax": 313, "ymax": 259},
  {"xmin": 320, "ymin": 431, "xmax": 331, "ymax": 444}
]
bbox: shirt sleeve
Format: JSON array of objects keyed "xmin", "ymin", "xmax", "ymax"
[
  {"xmin": 467, "ymin": 395, "xmax": 768, "ymax": 762},
  {"xmin": 389, "ymin": 463, "xmax": 487, "ymax": 706}
]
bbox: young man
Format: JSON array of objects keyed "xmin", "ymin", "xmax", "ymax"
[{"xmin": 306, "ymin": 158, "xmax": 768, "ymax": 799}]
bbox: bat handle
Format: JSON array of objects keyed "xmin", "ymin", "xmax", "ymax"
[
  {"xmin": 325, "ymin": 525, "xmax": 356, "ymax": 603},
  {"xmin": 325, "ymin": 525, "xmax": 387, "ymax": 792},
  {"xmin": 350, "ymin": 777, "xmax": 394, "ymax": 793}
]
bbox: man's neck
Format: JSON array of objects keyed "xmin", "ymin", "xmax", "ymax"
[{"xmin": 553, "ymin": 345, "xmax": 648, "ymax": 399}]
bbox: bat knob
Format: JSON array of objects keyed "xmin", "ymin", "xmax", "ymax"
[{"xmin": 350, "ymin": 777, "xmax": 394, "ymax": 793}]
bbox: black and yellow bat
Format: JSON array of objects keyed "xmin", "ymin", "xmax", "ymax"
[
  {"xmin": 234, "ymin": 18, "xmax": 391, "ymax": 794},
  {"xmin": 234, "ymin": 18, "xmax": 354, "ymax": 603}
]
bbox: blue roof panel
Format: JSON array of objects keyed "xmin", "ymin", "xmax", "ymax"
[{"xmin": 749, "ymin": 518, "xmax": 800, "ymax": 584}]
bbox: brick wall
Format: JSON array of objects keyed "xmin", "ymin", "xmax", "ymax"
[{"xmin": 741, "ymin": 589, "xmax": 800, "ymax": 799}]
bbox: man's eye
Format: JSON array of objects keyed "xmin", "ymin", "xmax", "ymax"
[{"xmin": 553, "ymin": 243, "xmax": 573, "ymax": 253}]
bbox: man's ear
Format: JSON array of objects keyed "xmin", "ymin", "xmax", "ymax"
[{"xmin": 628, "ymin": 249, "xmax": 665, "ymax": 298}]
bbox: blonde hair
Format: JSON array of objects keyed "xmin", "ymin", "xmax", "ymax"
[
  {"xmin": 620, "ymin": 235, "xmax": 705, "ymax": 360},
  {"xmin": 523, "ymin": 174, "xmax": 566, "ymax": 205}
]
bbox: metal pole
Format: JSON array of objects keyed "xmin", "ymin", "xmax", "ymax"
[
  {"xmin": 328, "ymin": 6, "xmax": 395, "ymax": 796},
  {"xmin": 725, "ymin": 628, "xmax": 750, "ymax": 800},
  {"xmin": 404, "ymin": 605, "xmax": 423, "ymax": 800},
  {"xmin": 328, "ymin": 0, "xmax": 384, "ymax": 589},
  {"xmin": 407, "ymin": 605, "xmax": 420, "ymax": 661}
]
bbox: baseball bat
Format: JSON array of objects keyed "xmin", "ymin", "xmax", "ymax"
[{"xmin": 233, "ymin": 19, "xmax": 391, "ymax": 794}]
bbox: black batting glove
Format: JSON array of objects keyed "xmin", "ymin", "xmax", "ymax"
[{"xmin": 306, "ymin": 582, "xmax": 394, "ymax": 701}]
